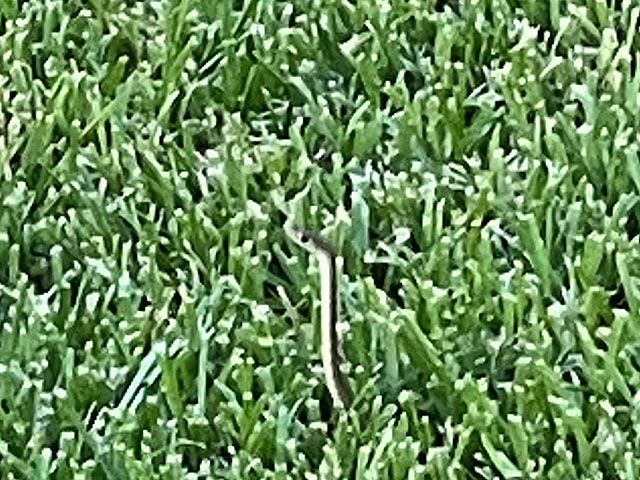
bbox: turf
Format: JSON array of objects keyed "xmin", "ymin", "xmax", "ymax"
[{"xmin": 1, "ymin": 0, "xmax": 640, "ymax": 478}]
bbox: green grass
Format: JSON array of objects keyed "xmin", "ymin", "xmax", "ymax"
[{"xmin": 2, "ymin": 0, "xmax": 640, "ymax": 478}]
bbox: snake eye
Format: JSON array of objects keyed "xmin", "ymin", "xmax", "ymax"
[
  {"xmin": 291, "ymin": 226, "xmax": 309, "ymax": 243},
  {"xmin": 299, "ymin": 232, "xmax": 310, "ymax": 243}
]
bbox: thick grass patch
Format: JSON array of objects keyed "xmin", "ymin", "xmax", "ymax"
[{"xmin": 1, "ymin": 0, "xmax": 640, "ymax": 478}]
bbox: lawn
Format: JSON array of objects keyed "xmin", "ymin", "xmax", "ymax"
[{"xmin": 1, "ymin": 0, "xmax": 640, "ymax": 478}]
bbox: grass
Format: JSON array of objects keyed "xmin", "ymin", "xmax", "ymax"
[{"xmin": 1, "ymin": 0, "xmax": 640, "ymax": 478}]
